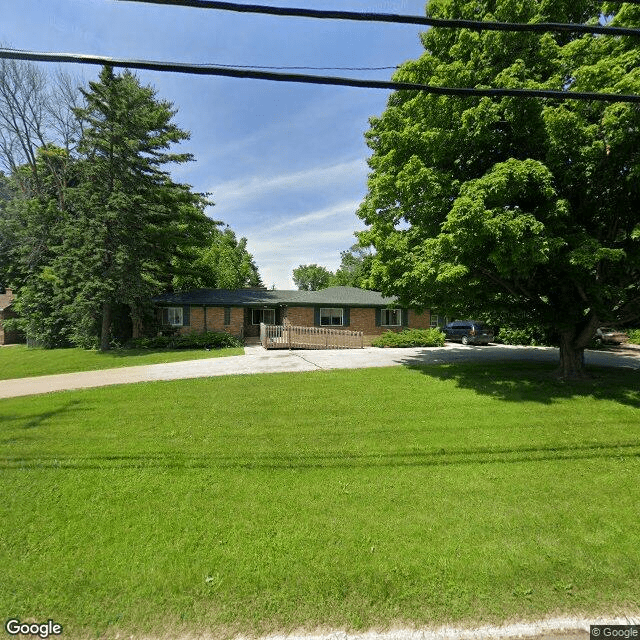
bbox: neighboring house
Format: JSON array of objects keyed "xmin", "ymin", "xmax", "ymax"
[
  {"xmin": 0, "ymin": 288, "xmax": 23, "ymax": 345},
  {"xmin": 153, "ymin": 286, "xmax": 431, "ymax": 345}
]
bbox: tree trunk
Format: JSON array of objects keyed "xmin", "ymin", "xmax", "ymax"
[
  {"xmin": 100, "ymin": 301, "xmax": 112, "ymax": 351},
  {"xmin": 556, "ymin": 331, "xmax": 589, "ymax": 379}
]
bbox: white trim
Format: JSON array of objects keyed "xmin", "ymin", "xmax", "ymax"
[
  {"xmin": 381, "ymin": 309, "xmax": 402, "ymax": 326},
  {"xmin": 252, "ymin": 308, "xmax": 276, "ymax": 325},
  {"xmin": 163, "ymin": 307, "xmax": 183, "ymax": 326},
  {"xmin": 320, "ymin": 307, "xmax": 343, "ymax": 326}
]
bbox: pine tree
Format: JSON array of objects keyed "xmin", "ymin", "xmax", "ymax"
[{"xmin": 71, "ymin": 66, "xmax": 209, "ymax": 349}]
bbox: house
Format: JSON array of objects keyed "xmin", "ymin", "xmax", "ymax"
[
  {"xmin": 153, "ymin": 286, "xmax": 432, "ymax": 346},
  {"xmin": 0, "ymin": 288, "xmax": 23, "ymax": 345}
]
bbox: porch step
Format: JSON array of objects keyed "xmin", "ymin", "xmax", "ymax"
[{"xmin": 244, "ymin": 337, "xmax": 262, "ymax": 346}]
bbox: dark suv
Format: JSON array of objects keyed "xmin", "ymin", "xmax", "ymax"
[{"xmin": 443, "ymin": 321, "xmax": 493, "ymax": 345}]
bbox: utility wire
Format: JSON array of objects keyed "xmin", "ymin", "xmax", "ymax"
[
  {"xmin": 119, "ymin": 0, "xmax": 640, "ymax": 39},
  {"xmin": 2, "ymin": 48, "xmax": 639, "ymax": 103}
]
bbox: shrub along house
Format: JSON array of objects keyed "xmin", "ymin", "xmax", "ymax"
[{"xmin": 153, "ymin": 286, "xmax": 432, "ymax": 346}]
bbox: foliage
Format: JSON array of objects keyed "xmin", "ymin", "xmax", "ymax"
[
  {"xmin": 357, "ymin": 0, "xmax": 640, "ymax": 378},
  {"xmin": 627, "ymin": 329, "xmax": 640, "ymax": 345},
  {"xmin": 292, "ymin": 244, "xmax": 375, "ymax": 291},
  {"xmin": 129, "ymin": 330, "xmax": 243, "ymax": 350},
  {"xmin": 0, "ymin": 64, "xmax": 258, "ymax": 350},
  {"xmin": 1, "ymin": 364, "xmax": 638, "ymax": 637},
  {"xmin": 292, "ymin": 263, "xmax": 333, "ymax": 290},
  {"xmin": 330, "ymin": 243, "xmax": 374, "ymax": 288},
  {"xmin": 173, "ymin": 225, "xmax": 262, "ymax": 291},
  {"xmin": 495, "ymin": 325, "xmax": 555, "ymax": 347},
  {"xmin": 371, "ymin": 327, "xmax": 445, "ymax": 347}
]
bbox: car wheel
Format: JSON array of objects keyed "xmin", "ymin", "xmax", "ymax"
[{"xmin": 461, "ymin": 335, "xmax": 469, "ymax": 345}]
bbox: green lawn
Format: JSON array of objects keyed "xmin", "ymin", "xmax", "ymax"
[
  {"xmin": 0, "ymin": 344, "xmax": 244, "ymax": 380},
  {"xmin": 1, "ymin": 362, "xmax": 639, "ymax": 639}
]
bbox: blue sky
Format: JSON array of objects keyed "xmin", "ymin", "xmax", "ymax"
[{"xmin": 3, "ymin": 0, "xmax": 427, "ymax": 288}]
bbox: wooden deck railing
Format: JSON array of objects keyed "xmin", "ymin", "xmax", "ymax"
[{"xmin": 260, "ymin": 323, "xmax": 363, "ymax": 349}]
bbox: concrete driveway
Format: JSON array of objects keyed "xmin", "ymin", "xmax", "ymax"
[{"xmin": 0, "ymin": 343, "xmax": 638, "ymax": 399}]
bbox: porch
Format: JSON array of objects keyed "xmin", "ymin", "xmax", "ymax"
[{"xmin": 260, "ymin": 323, "xmax": 363, "ymax": 350}]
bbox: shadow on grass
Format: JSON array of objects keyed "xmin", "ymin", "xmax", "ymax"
[
  {"xmin": 0, "ymin": 400, "xmax": 83, "ymax": 430},
  {"xmin": 400, "ymin": 359, "xmax": 640, "ymax": 408},
  {"xmin": 2, "ymin": 440, "xmax": 640, "ymax": 471}
]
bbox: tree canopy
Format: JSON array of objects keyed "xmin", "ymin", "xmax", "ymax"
[
  {"xmin": 292, "ymin": 244, "xmax": 374, "ymax": 290},
  {"xmin": 0, "ymin": 64, "xmax": 262, "ymax": 349},
  {"xmin": 357, "ymin": 0, "xmax": 640, "ymax": 377},
  {"xmin": 292, "ymin": 263, "xmax": 333, "ymax": 291}
]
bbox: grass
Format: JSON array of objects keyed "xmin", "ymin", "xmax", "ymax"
[
  {"xmin": 1, "ymin": 362, "xmax": 639, "ymax": 639},
  {"xmin": 0, "ymin": 343, "xmax": 244, "ymax": 380}
]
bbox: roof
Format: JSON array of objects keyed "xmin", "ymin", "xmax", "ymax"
[{"xmin": 153, "ymin": 286, "xmax": 398, "ymax": 308}]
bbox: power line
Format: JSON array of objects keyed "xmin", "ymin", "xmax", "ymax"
[
  {"xmin": 199, "ymin": 63, "xmax": 399, "ymax": 71},
  {"xmin": 118, "ymin": 0, "xmax": 640, "ymax": 39},
  {"xmin": 2, "ymin": 48, "xmax": 639, "ymax": 104}
]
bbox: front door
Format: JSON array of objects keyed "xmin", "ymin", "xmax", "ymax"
[{"xmin": 244, "ymin": 308, "xmax": 278, "ymax": 337}]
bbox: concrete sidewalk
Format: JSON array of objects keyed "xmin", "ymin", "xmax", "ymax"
[{"xmin": 0, "ymin": 343, "xmax": 638, "ymax": 399}]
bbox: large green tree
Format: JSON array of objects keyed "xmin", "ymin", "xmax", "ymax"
[
  {"xmin": 292, "ymin": 263, "xmax": 334, "ymax": 291},
  {"xmin": 331, "ymin": 243, "xmax": 374, "ymax": 288},
  {"xmin": 357, "ymin": 0, "xmax": 640, "ymax": 377},
  {"xmin": 172, "ymin": 225, "xmax": 263, "ymax": 290},
  {"xmin": 70, "ymin": 66, "xmax": 211, "ymax": 349}
]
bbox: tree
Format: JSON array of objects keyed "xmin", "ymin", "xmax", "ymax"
[
  {"xmin": 173, "ymin": 225, "xmax": 263, "ymax": 290},
  {"xmin": 292, "ymin": 264, "xmax": 334, "ymax": 290},
  {"xmin": 331, "ymin": 243, "xmax": 374, "ymax": 288},
  {"xmin": 357, "ymin": 0, "xmax": 640, "ymax": 378},
  {"xmin": 70, "ymin": 66, "xmax": 210, "ymax": 350}
]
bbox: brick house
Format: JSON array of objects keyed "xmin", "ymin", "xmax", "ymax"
[
  {"xmin": 0, "ymin": 288, "xmax": 24, "ymax": 345},
  {"xmin": 153, "ymin": 286, "xmax": 431, "ymax": 346}
]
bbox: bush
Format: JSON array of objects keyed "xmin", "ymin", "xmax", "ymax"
[
  {"xmin": 496, "ymin": 326, "xmax": 554, "ymax": 346},
  {"xmin": 129, "ymin": 331, "xmax": 243, "ymax": 350},
  {"xmin": 371, "ymin": 328, "xmax": 445, "ymax": 348},
  {"xmin": 627, "ymin": 329, "xmax": 640, "ymax": 345}
]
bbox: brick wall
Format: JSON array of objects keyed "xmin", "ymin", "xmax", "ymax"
[
  {"xmin": 178, "ymin": 306, "xmax": 244, "ymax": 338},
  {"xmin": 283, "ymin": 306, "xmax": 431, "ymax": 345},
  {"xmin": 283, "ymin": 307, "xmax": 314, "ymax": 327},
  {"xmin": 170, "ymin": 304, "xmax": 430, "ymax": 344}
]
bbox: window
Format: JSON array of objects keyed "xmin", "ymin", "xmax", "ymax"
[
  {"xmin": 251, "ymin": 308, "xmax": 276, "ymax": 325},
  {"xmin": 224, "ymin": 307, "xmax": 231, "ymax": 326},
  {"xmin": 430, "ymin": 314, "xmax": 448, "ymax": 328},
  {"xmin": 381, "ymin": 309, "xmax": 402, "ymax": 326},
  {"xmin": 161, "ymin": 307, "xmax": 183, "ymax": 326},
  {"xmin": 320, "ymin": 308, "xmax": 343, "ymax": 326}
]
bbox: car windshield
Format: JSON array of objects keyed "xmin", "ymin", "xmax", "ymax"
[{"xmin": 600, "ymin": 328, "xmax": 616, "ymax": 332}]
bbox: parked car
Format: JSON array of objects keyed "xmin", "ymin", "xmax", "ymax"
[
  {"xmin": 442, "ymin": 321, "xmax": 494, "ymax": 345},
  {"xmin": 594, "ymin": 327, "xmax": 629, "ymax": 346}
]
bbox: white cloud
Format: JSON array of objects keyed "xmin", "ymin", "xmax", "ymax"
[
  {"xmin": 210, "ymin": 158, "xmax": 367, "ymax": 209},
  {"xmin": 244, "ymin": 202, "xmax": 368, "ymax": 289}
]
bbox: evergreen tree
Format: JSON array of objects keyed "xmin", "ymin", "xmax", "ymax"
[{"xmin": 71, "ymin": 66, "xmax": 210, "ymax": 349}]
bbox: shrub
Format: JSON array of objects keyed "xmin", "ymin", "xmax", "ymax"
[
  {"xmin": 627, "ymin": 329, "xmax": 640, "ymax": 345},
  {"xmin": 129, "ymin": 331, "xmax": 242, "ymax": 350},
  {"xmin": 372, "ymin": 328, "xmax": 445, "ymax": 348},
  {"xmin": 496, "ymin": 326, "xmax": 554, "ymax": 346}
]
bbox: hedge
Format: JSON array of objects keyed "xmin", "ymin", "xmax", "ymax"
[
  {"xmin": 129, "ymin": 331, "xmax": 243, "ymax": 350},
  {"xmin": 371, "ymin": 328, "xmax": 445, "ymax": 348}
]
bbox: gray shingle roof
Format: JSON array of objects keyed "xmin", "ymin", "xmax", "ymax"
[{"xmin": 153, "ymin": 286, "xmax": 397, "ymax": 307}]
